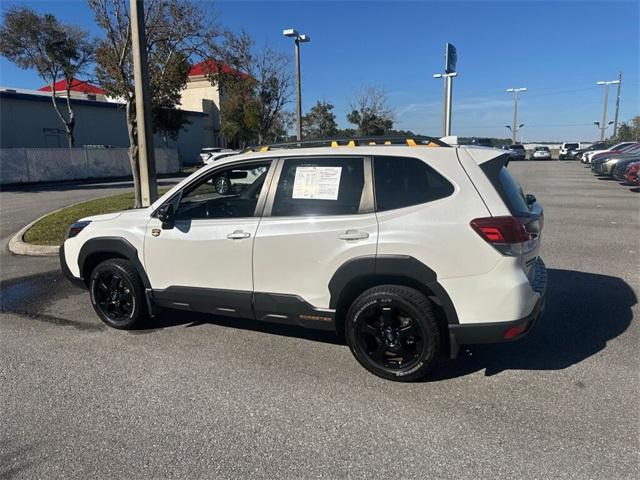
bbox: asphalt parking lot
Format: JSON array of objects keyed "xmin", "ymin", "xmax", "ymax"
[{"xmin": 1, "ymin": 161, "xmax": 638, "ymax": 479}]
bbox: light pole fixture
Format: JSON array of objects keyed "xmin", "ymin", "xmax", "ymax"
[
  {"xmin": 506, "ymin": 87, "xmax": 527, "ymax": 144},
  {"xmin": 283, "ymin": 28, "xmax": 311, "ymax": 142},
  {"xmin": 433, "ymin": 72, "xmax": 458, "ymax": 137},
  {"xmin": 432, "ymin": 43, "xmax": 458, "ymax": 137},
  {"xmin": 596, "ymin": 79, "xmax": 621, "ymax": 142}
]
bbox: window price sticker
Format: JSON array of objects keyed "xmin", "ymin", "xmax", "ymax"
[{"xmin": 292, "ymin": 166, "xmax": 342, "ymax": 200}]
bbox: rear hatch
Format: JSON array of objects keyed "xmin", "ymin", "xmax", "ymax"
[{"xmin": 469, "ymin": 153, "xmax": 544, "ymax": 281}]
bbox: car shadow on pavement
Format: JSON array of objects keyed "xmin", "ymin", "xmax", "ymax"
[
  {"xmin": 0, "ymin": 438, "xmax": 34, "ymax": 479},
  {"xmin": 428, "ymin": 268, "xmax": 636, "ymax": 380}
]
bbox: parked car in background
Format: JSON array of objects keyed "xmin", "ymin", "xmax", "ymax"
[
  {"xmin": 559, "ymin": 142, "xmax": 579, "ymax": 160},
  {"xmin": 593, "ymin": 152, "xmax": 639, "ymax": 175},
  {"xmin": 582, "ymin": 142, "xmax": 636, "ymax": 164},
  {"xmin": 573, "ymin": 142, "xmax": 607, "ymax": 162},
  {"xmin": 471, "ymin": 138, "xmax": 493, "ymax": 147},
  {"xmin": 531, "ymin": 146, "xmax": 552, "ymax": 160},
  {"xmin": 202, "ymin": 149, "xmax": 240, "ymax": 165},
  {"xmin": 623, "ymin": 161, "xmax": 640, "ymax": 185},
  {"xmin": 612, "ymin": 157, "xmax": 640, "ymax": 182},
  {"xmin": 505, "ymin": 144, "xmax": 526, "ymax": 160},
  {"xmin": 590, "ymin": 144, "xmax": 640, "ymax": 174},
  {"xmin": 199, "ymin": 148, "xmax": 237, "ymax": 164}
]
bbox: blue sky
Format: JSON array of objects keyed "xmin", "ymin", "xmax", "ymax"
[{"xmin": 1, "ymin": 0, "xmax": 638, "ymax": 141}]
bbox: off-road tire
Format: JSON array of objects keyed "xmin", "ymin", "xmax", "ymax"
[
  {"xmin": 345, "ymin": 285, "xmax": 441, "ymax": 382},
  {"xmin": 89, "ymin": 258, "xmax": 148, "ymax": 329}
]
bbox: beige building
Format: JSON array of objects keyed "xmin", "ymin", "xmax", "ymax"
[{"xmin": 178, "ymin": 61, "xmax": 224, "ymax": 148}]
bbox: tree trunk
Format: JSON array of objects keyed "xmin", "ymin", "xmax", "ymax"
[
  {"xmin": 126, "ymin": 100, "xmax": 143, "ymax": 208},
  {"xmin": 64, "ymin": 84, "xmax": 76, "ymax": 147},
  {"xmin": 65, "ymin": 121, "xmax": 75, "ymax": 149},
  {"xmin": 48, "ymin": 82, "xmax": 76, "ymax": 148}
]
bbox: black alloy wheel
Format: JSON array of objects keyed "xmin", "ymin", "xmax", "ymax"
[
  {"xmin": 93, "ymin": 271, "xmax": 135, "ymax": 322},
  {"xmin": 89, "ymin": 258, "xmax": 147, "ymax": 329},
  {"xmin": 355, "ymin": 304, "xmax": 423, "ymax": 370},
  {"xmin": 345, "ymin": 285, "xmax": 441, "ymax": 382}
]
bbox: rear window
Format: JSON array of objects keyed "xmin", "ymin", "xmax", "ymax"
[
  {"xmin": 564, "ymin": 143, "xmax": 579, "ymax": 149},
  {"xmin": 480, "ymin": 154, "xmax": 530, "ymax": 216},
  {"xmin": 373, "ymin": 156, "xmax": 454, "ymax": 211},
  {"xmin": 510, "ymin": 145, "xmax": 525, "ymax": 150},
  {"xmin": 498, "ymin": 168, "xmax": 530, "ymax": 215}
]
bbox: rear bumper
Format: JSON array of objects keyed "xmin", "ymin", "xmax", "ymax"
[
  {"xmin": 59, "ymin": 244, "xmax": 86, "ymax": 289},
  {"xmin": 447, "ymin": 258, "xmax": 547, "ymax": 358}
]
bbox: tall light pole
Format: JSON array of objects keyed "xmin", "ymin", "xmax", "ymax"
[
  {"xmin": 506, "ymin": 88, "xmax": 527, "ymax": 144},
  {"xmin": 130, "ymin": 0, "xmax": 157, "ymax": 206},
  {"xmin": 612, "ymin": 72, "xmax": 623, "ymax": 138},
  {"xmin": 283, "ymin": 28, "xmax": 310, "ymax": 142},
  {"xmin": 433, "ymin": 42, "xmax": 458, "ymax": 137},
  {"xmin": 433, "ymin": 72, "xmax": 458, "ymax": 136},
  {"xmin": 596, "ymin": 79, "xmax": 620, "ymax": 142}
]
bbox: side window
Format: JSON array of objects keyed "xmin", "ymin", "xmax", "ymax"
[
  {"xmin": 271, "ymin": 157, "xmax": 365, "ymax": 217},
  {"xmin": 175, "ymin": 161, "xmax": 271, "ymax": 220},
  {"xmin": 373, "ymin": 156, "xmax": 454, "ymax": 212}
]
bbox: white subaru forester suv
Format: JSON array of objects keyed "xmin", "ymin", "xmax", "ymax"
[{"xmin": 60, "ymin": 138, "xmax": 546, "ymax": 381}]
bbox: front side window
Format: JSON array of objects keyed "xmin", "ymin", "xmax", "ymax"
[
  {"xmin": 373, "ymin": 156, "xmax": 454, "ymax": 212},
  {"xmin": 175, "ymin": 161, "xmax": 271, "ymax": 220},
  {"xmin": 271, "ymin": 157, "xmax": 365, "ymax": 217}
]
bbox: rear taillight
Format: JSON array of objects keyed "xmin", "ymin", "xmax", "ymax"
[{"xmin": 470, "ymin": 216, "xmax": 539, "ymax": 256}]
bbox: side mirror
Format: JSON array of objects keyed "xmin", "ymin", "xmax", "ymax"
[
  {"xmin": 157, "ymin": 203, "xmax": 175, "ymax": 229},
  {"xmin": 526, "ymin": 193, "xmax": 537, "ymax": 206}
]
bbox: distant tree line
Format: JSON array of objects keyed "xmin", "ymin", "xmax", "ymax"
[{"xmin": 611, "ymin": 116, "xmax": 640, "ymax": 143}]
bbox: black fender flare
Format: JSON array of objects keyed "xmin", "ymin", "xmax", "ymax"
[
  {"xmin": 328, "ymin": 255, "xmax": 459, "ymax": 324},
  {"xmin": 78, "ymin": 236, "xmax": 151, "ymax": 289}
]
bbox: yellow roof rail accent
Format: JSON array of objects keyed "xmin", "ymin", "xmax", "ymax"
[
  {"xmin": 384, "ymin": 141, "xmax": 392, "ymax": 145},
  {"xmin": 347, "ymin": 140, "xmax": 356, "ymax": 147},
  {"xmin": 331, "ymin": 141, "xmax": 339, "ymax": 147},
  {"xmin": 259, "ymin": 146, "xmax": 270, "ymax": 152},
  {"xmin": 425, "ymin": 141, "xmax": 438, "ymax": 147},
  {"xmin": 406, "ymin": 138, "xmax": 417, "ymax": 146}
]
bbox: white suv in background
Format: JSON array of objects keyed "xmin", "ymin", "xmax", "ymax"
[
  {"xmin": 558, "ymin": 142, "xmax": 579, "ymax": 160},
  {"xmin": 60, "ymin": 138, "xmax": 547, "ymax": 381}
]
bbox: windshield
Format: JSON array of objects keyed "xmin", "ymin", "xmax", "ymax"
[
  {"xmin": 610, "ymin": 142, "xmax": 633, "ymax": 150},
  {"xmin": 510, "ymin": 145, "xmax": 525, "ymax": 150},
  {"xmin": 565, "ymin": 143, "xmax": 579, "ymax": 149}
]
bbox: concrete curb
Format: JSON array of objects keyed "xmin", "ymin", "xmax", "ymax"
[{"xmin": 7, "ymin": 202, "xmax": 83, "ymax": 257}]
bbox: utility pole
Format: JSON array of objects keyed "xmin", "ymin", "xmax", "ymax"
[
  {"xmin": 596, "ymin": 79, "xmax": 620, "ymax": 142},
  {"xmin": 506, "ymin": 88, "xmax": 527, "ymax": 143},
  {"xmin": 433, "ymin": 42, "xmax": 457, "ymax": 137},
  {"xmin": 612, "ymin": 71, "xmax": 622, "ymax": 138},
  {"xmin": 283, "ymin": 29, "xmax": 310, "ymax": 142},
  {"xmin": 130, "ymin": 0, "xmax": 157, "ymax": 206}
]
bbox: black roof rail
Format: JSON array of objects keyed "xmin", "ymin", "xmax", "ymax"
[{"xmin": 244, "ymin": 136, "xmax": 450, "ymax": 152}]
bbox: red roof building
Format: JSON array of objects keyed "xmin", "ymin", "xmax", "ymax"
[
  {"xmin": 188, "ymin": 61, "xmax": 249, "ymax": 80},
  {"xmin": 39, "ymin": 79, "xmax": 107, "ymax": 96}
]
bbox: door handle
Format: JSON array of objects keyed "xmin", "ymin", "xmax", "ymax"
[
  {"xmin": 227, "ymin": 230, "xmax": 251, "ymax": 240},
  {"xmin": 338, "ymin": 230, "xmax": 369, "ymax": 241}
]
